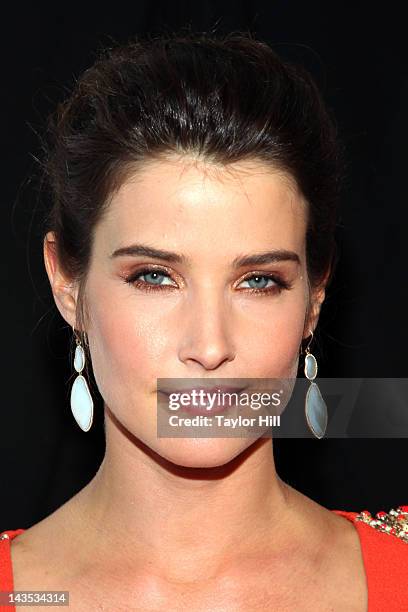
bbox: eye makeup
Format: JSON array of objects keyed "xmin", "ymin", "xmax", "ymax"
[{"xmin": 123, "ymin": 265, "xmax": 294, "ymax": 297}]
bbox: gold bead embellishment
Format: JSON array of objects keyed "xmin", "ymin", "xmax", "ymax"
[
  {"xmin": 355, "ymin": 506, "xmax": 408, "ymax": 543},
  {"xmin": 0, "ymin": 533, "xmax": 10, "ymax": 540}
]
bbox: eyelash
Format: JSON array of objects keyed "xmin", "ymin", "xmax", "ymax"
[{"xmin": 124, "ymin": 267, "xmax": 293, "ymax": 296}]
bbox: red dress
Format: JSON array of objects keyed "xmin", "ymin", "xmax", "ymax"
[{"xmin": 1, "ymin": 507, "xmax": 408, "ymax": 611}]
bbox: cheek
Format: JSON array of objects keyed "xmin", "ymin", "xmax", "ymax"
[
  {"xmin": 243, "ymin": 294, "xmax": 306, "ymax": 378},
  {"xmin": 86, "ymin": 286, "xmax": 167, "ymax": 401}
]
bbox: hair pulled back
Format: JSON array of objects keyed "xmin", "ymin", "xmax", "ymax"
[{"xmin": 42, "ymin": 30, "xmax": 344, "ymax": 337}]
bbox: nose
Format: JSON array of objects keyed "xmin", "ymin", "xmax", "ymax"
[{"xmin": 178, "ymin": 288, "xmax": 236, "ymax": 371}]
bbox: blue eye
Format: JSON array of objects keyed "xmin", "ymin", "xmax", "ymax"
[
  {"xmin": 138, "ymin": 270, "xmax": 173, "ymax": 286},
  {"xmin": 239, "ymin": 275, "xmax": 276, "ymax": 290},
  {"xmin": 124, "ymin": 268, "xmax": 176, "ymax": 292}
]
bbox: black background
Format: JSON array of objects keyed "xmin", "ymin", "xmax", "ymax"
[{"xmin": 1, "ymin": 2, "xmax": 407, "ymax": 530}]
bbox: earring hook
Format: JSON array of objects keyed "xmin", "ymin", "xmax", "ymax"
[
  {"xmin": 72, "ymin": 326, "xmax": 81, "ymax": 345},
  {"xmin": 304, "ymin": 329, "xmax": 314, "ymax": 355}
]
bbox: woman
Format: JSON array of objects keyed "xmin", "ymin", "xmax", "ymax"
[{"xmin": 1, "ymin": 31, "xmax": 407, "ymax": 611}]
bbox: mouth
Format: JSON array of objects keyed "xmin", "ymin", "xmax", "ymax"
[{"xmin": 159, "ymin": 385, "xmax": 247, "ymax": 415}]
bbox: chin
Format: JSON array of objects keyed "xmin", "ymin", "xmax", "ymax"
[{"xmin": 153, "ymin": 436, "xmax": 257, "ymax": 469}]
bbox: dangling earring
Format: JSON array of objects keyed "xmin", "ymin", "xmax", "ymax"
[
  {"xmin": 70, "ymin": 328, "xmax": 94, "ymax": 432},
  {"xmin": 303, "ymin": 330, "xmax": 328, "ymax": 439}
]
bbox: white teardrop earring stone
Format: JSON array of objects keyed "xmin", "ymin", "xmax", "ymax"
[
  {"xmin": 74, "ymin": 344, "xmax": 85, "ymax": 373},
  {"xmin": 305, "ymin": 382, "xmax": 328, "ymax": 439},
  {"xmin": 70, "ymin": 374, "xmax": 94, "ymax": 432},
  {"xmin": 304, "ymin": 353, "xmax": 318, "ymax": 380}
]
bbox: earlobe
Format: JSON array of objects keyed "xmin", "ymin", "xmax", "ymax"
[{"xmin": 43, "ymin": 231, "xmax": 78, "ymax": 328}]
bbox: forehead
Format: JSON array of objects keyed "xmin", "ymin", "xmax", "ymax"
[{"xmin": 97, "ymin": 156, "xmax": 308, "ymax": 254}]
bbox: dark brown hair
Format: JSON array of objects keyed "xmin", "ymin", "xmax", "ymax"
[{"xmin": 41, "ymin": 30, "xmax": 344, "ymax": 341}]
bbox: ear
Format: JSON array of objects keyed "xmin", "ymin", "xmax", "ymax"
[
  {"xmin": 303, "ymin": 268, "xmax": 331, "ymax": 340},
  {"xmin": 43, "ymin": 231, "xmax": 79, "ymax": 329}
]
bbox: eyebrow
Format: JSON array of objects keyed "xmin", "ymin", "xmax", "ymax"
[{"xmin": 110, "ymin": 243, "xmax": 300, "ymax": 267}]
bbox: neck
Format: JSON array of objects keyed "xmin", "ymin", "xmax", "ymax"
[{"xmin": 73, "ymin": 406, "xmax": 296, "ymax": 581}]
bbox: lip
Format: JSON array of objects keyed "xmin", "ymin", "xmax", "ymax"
[{"xmin": 160, "ymin": 385, "xmax": 247, "ymax": 415}]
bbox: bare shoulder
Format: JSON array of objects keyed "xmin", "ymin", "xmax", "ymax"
[
  {"xmin": 10, "ymin": 518, "xmax": 100, "ymax": 612},
  {"xmin": 317, "ymin": 511, "xmax": 367, "ymax": 611},
  {"xmin": 277, "ymin": 484, "xmax": 368, "ymax": 611},
  {"xmin": 11, "ymin": 524, "xmax": 70, "ymax": 591},
  {"xmin": 10, "ymin": 493, "xmax": 87, "ymax": 592}
]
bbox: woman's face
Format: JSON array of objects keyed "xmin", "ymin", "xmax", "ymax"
[{"xmin": 60, "ymin": 156, "xmax": 320, "ymax": 467}]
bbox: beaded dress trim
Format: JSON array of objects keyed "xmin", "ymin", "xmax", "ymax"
[{"xmin": 355, "ymin": 506, "xmax": 408, "ymax": 543}]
